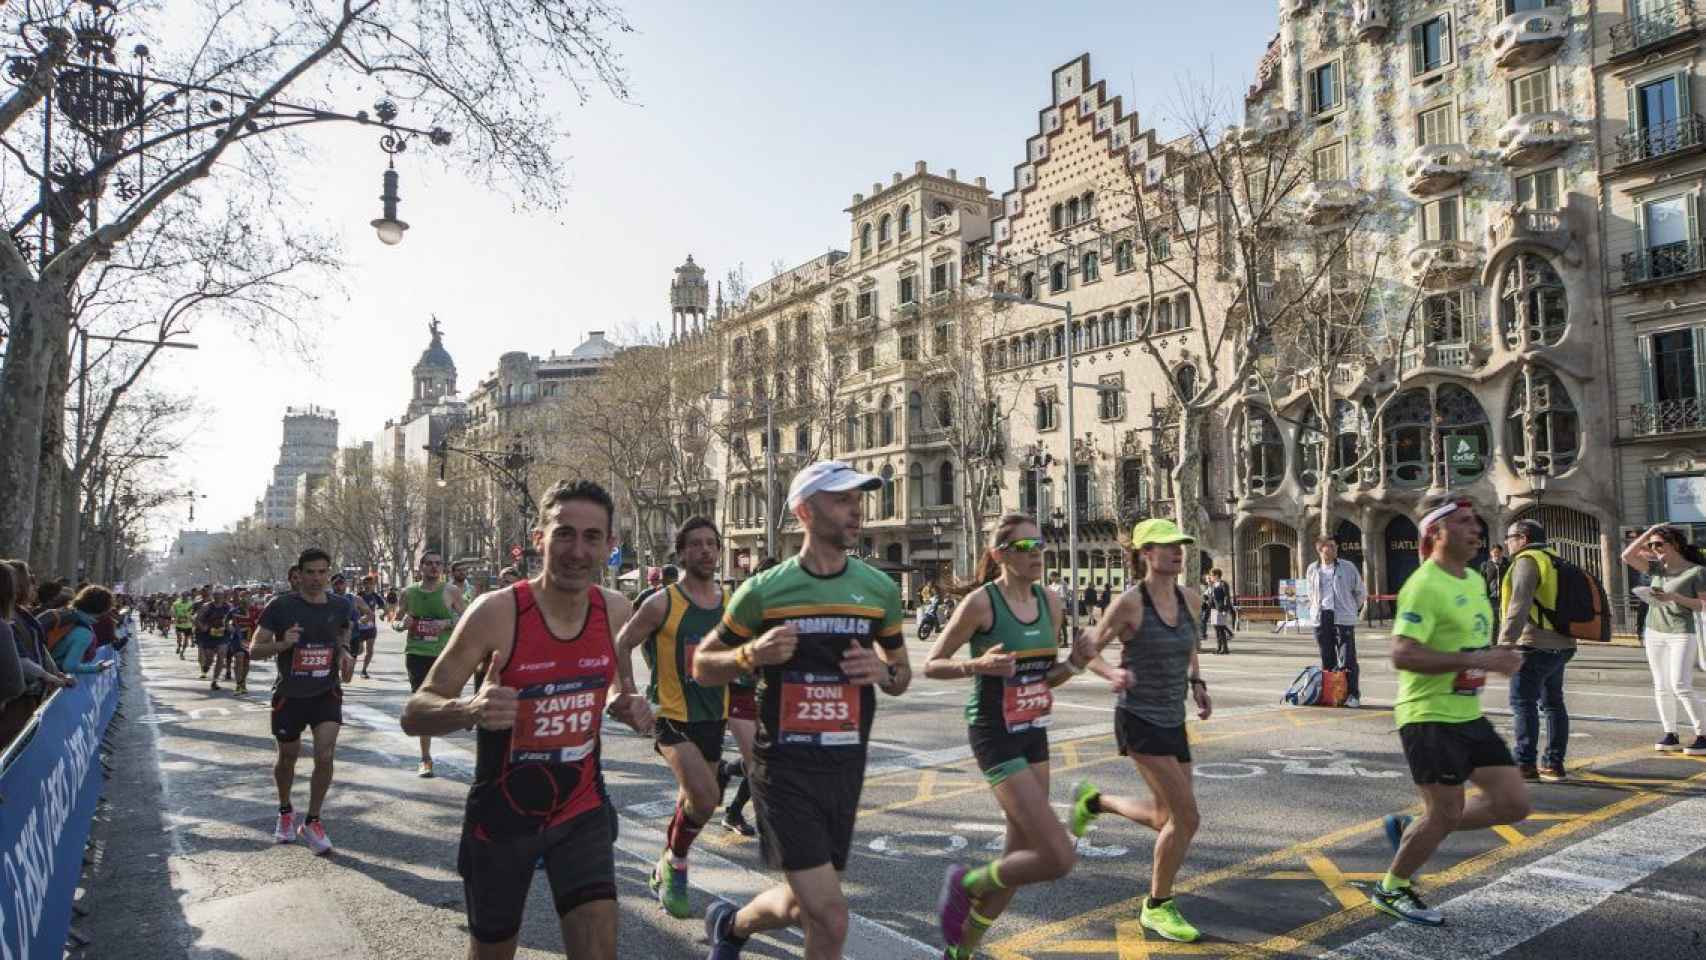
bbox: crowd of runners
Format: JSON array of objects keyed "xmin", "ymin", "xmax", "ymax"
[{"xmin": 129, "ymin": 456, "xmax": 1698, "ymax": 960}]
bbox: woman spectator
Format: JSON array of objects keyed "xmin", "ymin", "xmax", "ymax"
[
  {"xmin": 1620, "ymin": 524, "xmax": 1706, "ymax": 755},
  {"xmin": 48, "ymin": 586, "xmax": 118, "ymax": 676},
  {"xmin": 1204, "ymin": 569, "xmax": 1235, "ymax": 655}
]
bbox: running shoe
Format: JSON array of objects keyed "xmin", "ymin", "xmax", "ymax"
[
  {"xmin": 297, "ymin": 818, "xmax": 333, "ymax": 856},
  {"xmin": 1139, "ymin": 898, "xmax": 1200, "ymax": 942},
  {"xmin": 233, "ymin": 682, "xmax": 247, "ymax": 696},
  {"xmin": 1069, "ymin": 780, "xmax": 1101, "ymax": 839},
  {"xmin": 209, "ymin": 679, "xmax": 221, "ymax": 691},
  {"xmin": 705, "ymin": 898, "xmax": 743, "ymax": 960},
  {"xmin": 1369, "ymin": 883, "xmax": 1442, "ymax": 926},
  {"xmin": 651, "ymin": 851, "xmax": 691, "ymax": 918},
  {"xmin": 1383, "ymin": 813, "xmax": 1411, "ymax": 853},
  {"xmin": 721, "ymin": 813, "xmax": 756, "ymax": 838},
  {"xmin": 1518, "ymin": 763, "xmax": 1539, "ymax": 781},
  {"xmin": 1686, "ymin": 736, "xmax": 1706, "ymax": 757},
  {"xmin": 1344, "ymin": 696, "xmax": 1361, "ymax": 708},
  {"xmin": 1539, "ymin": 763, "xmax": 1567, "ymax": 782},
  {"xmin": 417, "ymin": 760, "xmax": 434, "ymax": 778},
  {"xmin": 198, "ymin": 669, "xmax": 207, "ymax": 679},
  {"xmin": 1657, "ymin": 732, "xmax": 1682, "ymax": 752},
  {"xmin": 936, "ymin": 864, "xmax": 972, "ymax": 948},
  {"xmin": 273, "ymin": 811, "xmax": 296, "ymax": 844},
  {"xmin": 360, "ymin": 670, "xmax": 370, "ymax": 680}
]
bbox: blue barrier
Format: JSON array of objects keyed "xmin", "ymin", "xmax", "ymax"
[{"xmin": 0, "ymin": 649, "xmax": 121, "ymax": 960}]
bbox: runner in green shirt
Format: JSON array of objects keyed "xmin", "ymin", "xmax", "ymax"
[
  {"xmin": 399, "ymin": 550, "xmax": 465, "ymax": 777},
  {"xmin": 172, "ymin": 594, "xmax": 195, "ymax": 659},
  {"xmin": 1372, "ymin": 494, "xmax": 1529, "ymax": 927}
]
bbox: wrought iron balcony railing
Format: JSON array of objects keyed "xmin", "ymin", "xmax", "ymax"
[
  {"xmin": 1621, "ymin": 239, "xmax": 1706, "ymax": 286},
  {"xmin": 1631, "ymin": 398, "xmax": 1706, "ymax": 437},
  {"xmin": 1610, "ymin": 0, "xmax": 1698, "ymax": 59},
  {"xmin": 1614, "ymin": 113, "xmax": 1706, "ymax": 167}
]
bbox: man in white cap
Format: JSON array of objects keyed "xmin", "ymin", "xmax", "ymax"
[{"xmin": 694, "ymin": 460, "xmax": 914, "ymax": 960}]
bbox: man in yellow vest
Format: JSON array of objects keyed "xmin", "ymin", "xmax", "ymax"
[{"xmin": 1497, "ymin": 518, "xmax": 1577, "ymax": 784}]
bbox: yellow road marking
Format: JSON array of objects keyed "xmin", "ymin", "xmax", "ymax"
[
  {"xmin": 985, "ymin": 742, "xmax": 1661, "ymax": 959},
  {"xmin": 1061, "ymin": 739, "xmax": 1084, "ymax": 768},
  {"xmin": 1303, "ymin": 854, "xmax": 1366, "ymax": 910},
  {"xmin": 1263, "ymin": 870, "xmax": 1383, "ymax": 882},
  {"xmin": 915, "ymin": 769, "xmax": 939, "ymax": 803},
  {"xmin": 1491, "ymin": 824, "xmax": 1526, "ymax": 846}
]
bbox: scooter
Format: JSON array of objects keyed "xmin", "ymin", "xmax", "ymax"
[{"xmin": 916, "ymin": 596, "xmax": 948, "ymax": 641}]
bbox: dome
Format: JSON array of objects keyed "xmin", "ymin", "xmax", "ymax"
[
  {"xmin": 414, "ymin": 316, "xmax": 456, "ymax": 371},
  {"xmin": 569, "ymin": 330, "xmax": 618, "ymax": 360}
]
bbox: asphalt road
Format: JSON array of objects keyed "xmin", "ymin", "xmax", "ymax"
[{"xmin": 73, "ymin": 620, "xmax": 1706, "ymax": 959}]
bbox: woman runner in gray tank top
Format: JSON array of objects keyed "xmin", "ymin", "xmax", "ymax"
[{"xmin": 1069, "ymin": 518, "xmax": 1214, "ymax": 944}]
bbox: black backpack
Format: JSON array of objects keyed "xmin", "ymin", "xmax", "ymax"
[{"xmin": 1521, "ymin": 548, "xmax": 1612, "ymax": 643}]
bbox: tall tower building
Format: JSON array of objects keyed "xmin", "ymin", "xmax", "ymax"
[
  {"xmin": 408, "ymin": 315, "xmax": 458, "ymax": 419},
  {"xmin": 670, "ymin": 254, "xmax": 710, "ymax": 341},
  {"xmin": 262, "ymin": 405, "xmax": 339, "ymax": 525}
]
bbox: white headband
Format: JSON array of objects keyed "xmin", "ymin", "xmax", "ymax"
[{"xmin": 1418, "ymin": 501, "xmax": 1467, "ymax": 538}]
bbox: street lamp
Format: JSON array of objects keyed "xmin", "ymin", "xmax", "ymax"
[
  {"xmin": 930, "ymin": 520, "xmax": 944, "ymax": 585},
  {"xmin": 708, "ymin": 387, "xmax": 777, "ymax": 567}
]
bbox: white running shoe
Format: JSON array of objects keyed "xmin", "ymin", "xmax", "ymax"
[
  {"xmin": 273, "ymin": 811, "xmax": 296, "ymax": 844},
  {"xmin": 297, "ymin": 818, "xmax": 333, "ymax": 855}
]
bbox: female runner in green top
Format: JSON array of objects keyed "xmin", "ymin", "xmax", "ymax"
[{"xmin": 923, "ymin": 513, "xmax": 1095, "ymax": 959}]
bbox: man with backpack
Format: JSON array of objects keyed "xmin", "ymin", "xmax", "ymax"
[{"xmin": 1498, "ymin": 518, "xmax": 1579, "ymax": 783}]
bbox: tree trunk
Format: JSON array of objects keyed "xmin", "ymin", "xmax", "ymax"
[
  {"xmin": 1173, "ymin": 411, "xmax": 1202, "ymax": 580},
  {"xmin": 34, "ymin": 330, "xmax": 71, "ymax": 572},
  {"xmin": 0, "ymin": 282, "xmax": 73, "ymax": 560}
]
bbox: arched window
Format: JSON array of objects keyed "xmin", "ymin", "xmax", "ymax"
[
  {"xmin": 935, "ymin": 391, "xmax": 954, "ymax": 428},
  {"xmin": 1071, "ymin": 321, "xmax": 1084, "ymax": 352},
  {"xmin": 1157, "ymin": 299, "xmax": 1173, "ymax": 332},
  {"xmin": 1135, "ymin": 302, "xmax": 1149, "ymax": 333},
  {"xmin": 1024, "ymin": 333, "xmax": 1037, "ymax": 363},
  {"xmin": 1436, "ymin": 384, "xmax": 1491, "ymax": 484},
  {"xmin": 908, "ymin": 390, "xmax": 923, "ymax": 432},
  {"xmin": 1082, "ymin": 252, "xmax": 1100, "ymax": 282},
  {"xmin": 1507, "ymin": 366, "xmax": 1579, "ymax": 475},
  {"xmin": 1247, "ymin": 409, "xmax": 1285, "ymax": 494},
  {"xmin": 1085, "ymin": 320, "xmax": 1098, "ymax": 350},
  {"xmin": 1176, "ymin": 364, "xmax": 1198, "ymax": 401},
  {"xmin": 1053, "ymin": 324, "xmax": 1065, "ymax": 356},
  {"xmin": 1050, "ymin": 262, "xmax": 1067, "ymax": 293},
  {"xmin": 1175, "ymin": 294, "xmax": 1190, "ymax": 328},
  {"xmin": 860, "ymin": 223, "xmax": 872, "ymax": 255},
  {"xmin": 1021, "ymin": 272, "xmax": 1036, "ymax": 299},
  {"xmin": 1297, "ymin": 404, "xmax": 1326, "ymax": 492},
  {"xmin": 909, "ymin": 462, "xmax": 925, "ymax": 510},
  {"xmin": 1101, "ymin": 312, "xmax": 1115, "ymax": 344},
  {"xmin": 1115, "ymin": 239, "xmax": 1135, "ymax": 272},
  {"xmin": 1152, "ymin": 230, "xmax": 1172, "ymax": 261},
  {"xmin": 1334, "ymin": 399, "xmax": 1369, "ymax": 487},
  {"xmin": 879, "ymin": 214, "xmax": 892, "ymax": 244},
  {"xmin": 863, "ymin": 410, "xmax": 876, "ymax": 448},
  {"xmin": 1051, "ymin": 204, "xmax": 1064, "ymax": 232},
  {"xmin": 1382, "ymin": 389, "xmax": 1433, "ymax": 488},
  {"xmin": 933, "ymin": 200, "xmax": 952, "ymax": 218},
  {"xmin": 880, "ymin": 395, "xmax": 895, "ymax": 445},
  {"xmin": 997, "ymin": 341, "xmax": 1009, "ymax": 369},
  {"xmin": 1118, "ymin": 307, "xmax": 1133, "ymax": 341},
  {"xmin": 844, "ymin": 405, "xmax": 859, "ymax": 451},
  {"xmin": 1082, "ymin": 191, "xmax": 1094, "ymax": 218},
  {"xmin": 1500, "ymin": 254, "xmax": 1567, "ymax": 348},
  {"xmin": 939, "ymin": 462, "xmax": 956, "ymax": 507},
  {"xmin": 881, "ymin": 465, "xmax": 896, "ymax": 518},
  {"xmin": 898, "ymin": 205, "xmax": 912, "ymax": 235},
  {"xmin": 1067, "ymin": 196, "xmax": 1081, "ymax": 224}
]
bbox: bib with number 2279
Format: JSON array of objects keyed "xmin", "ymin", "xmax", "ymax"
[{"xmin": 1002, "ymin": 664, "xmax": 1054, "ymax": 732}]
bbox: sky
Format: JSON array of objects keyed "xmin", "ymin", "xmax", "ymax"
[{"xmin": 143, "ymin": 0, "xmax": 1279, "ymax": 545}]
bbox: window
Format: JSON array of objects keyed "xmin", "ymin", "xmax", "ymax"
[
  {"xmin": 935, "ymin": 391, "xmax": 954, "ymax": 428},
  {"xmin": 1314, "ymin": 140, "xmax": 1346, "ymax": 181},
  {"xmin": 879, "ymin": 214, "xmax": 892, "ymax": 244},
  {"xmin": 796, "ymin": 366, "xmax": 809, "ymax": 400},
  {"xmin": 1053, "ymin": 324, "xmax": 1065, "ymax": 356},
  {"xmin": 1308, "ymin": 61, "xmax": 1341, "ymax": 115},
  {"xmin": 1417, "ymin": 103, "xmax": 1456, "ymax": 146},
  {"xmin": 1101, "ymin": 312, "xmax": 1115, "ymax": 345},
  {"xmin": 1156, "ymin": 299, "xmax": 1173, "ymax": 332},
  {"xmin": 1510, "ymin": 70, "xmax": 1552, "ymax": 115},
  {"xmin": 795, "ymin": 313, "xmax": 808, "ymax": 341},
  {"xmin": 1115, "ymin": 240, "xmax": 1135, "ymax": 272},
  {"xmin": 860, "ymin": 223, "xmax": 872, "ymax": 255},
  {"xmin": 1500, "ymin": 254, "xmax": 1568, "ymax": 347},
  {"xmin": 858, "ymin": 345, "xmax": 875, "ymax": 370},
  {"xmin": 832, "ymin": 354, "xmax": 847, "ymax": 380},
  {"xmin": 1097, "ymin": 375, "xmax": 1124, "ymax": 421},
  {"xmin": 900, "ymin": 334, "xmax": 918, "ymax": 360},
  {"xmin": 938, "ymin": 462, "xmax": 955, "ymax": 507},
  {"xmin": 930, "ymin": 262, "xmax": 949, "ymax": 294},
  {"xmin": 1176, "ymin": 364, "xmax": 1198, "ymax": 401},
  {"xmin": 1639, "ymin": 194, "xmax": 1697, "ymax": 279},
  {"xmin": 1175, "ymin": 294, "xmax": 1191, "ymax": 329},
  {"xmin": 880, "ymin": 395, "xmax": 895, "ymax": 445},
  {"xmin": 1514, "ymin": 168, "xmax": 1559, "ymax": 211},
  {"xmin": 1437, "ymin": 384, "xmax": 1491, "ymax": 485},
  {"xmin": 857, "ymin": 290, "xmax": 876, "ymax": 319},
  {"xmin": 863, "ymin": 411, "xmax": 875, "ymax": 448},
  {"xmin": 1118, "ymin": 307, "xmax": 1133, "ymax": 341},
  {"xmin": 1021, "ymin": 272, "xmax": 1036, "ymax": 299},
  {"xmin": 933, "ymin": 322, "xmax": 949, "ymax": 355},
  {"xmin": 1082, "ymin": 191, "xmax": 1094, "ymax": 219},
  {"xmin": 880, "ymin": 465, "xmax": 895, "ymax": 518},
  {"xmin": 1022, "ymin": 333, "xmax": 1036, "ymax": 364},
  {"xmin": 795, "ymin": 423, "xmax": 810, "ymax": 452},
  {"xmin": 1067, "ymin": 196, "xmax": 1081, "ymax": 225},
  {"xmin": 832, "ymin": 301, "xmax": 847, "ymax": 325},
  {"xmin": 1411, "ymin": 15, "xmax": 1452, "ymax": 78},
  {"xmin": 898, "ymin": 205, "xmax": 912, "ymax": 236},
  {"xmin": 908, "ymin": 390, "xmax": 923, "ymax": 432},
  {"xmin": 773, "ymin": 371, "xmax": 787, "ymax": 406},
  {"xmin": 1421, "ymin": 195, "xmax": 1460, "ymax": 242},
  {"xmin": 1424, "ymin": 290, "xmax": 1467, "ymax": 344},
  {"xmin": 1151, "ymin": 231, "xmax": 1171, "ymax": 261},
  {"xmin": 1050, "ymin": 262, "xmax": 1067, "ymax": 293},
  {"xmin": 932, "ymin": 200, "xmax": 951, "ymax": 218},
  {"xmin": 1383, "ymin": 390, "xmax": 1433, "ymax": 488},
  {"xmin": 1036, "ymin": 389, "xmax": 1058, "ymax": 431},
  {"xmin": 1506, "ymin": 366, "xmax": 1579, "ymax": 474},
  {"xmin": 1051, "ymin": 204, "xmax": 1065, "ymax": 232},
  {"xmin": 1506, "ymin": 0, "xmax": 1548, "ymax": 12},
  {"xmin": 1082, "ymin": 252, "xmax": 1100, "ymax": 282},
  {"xmin": 732, "ymin": 336, "xmax": 746, "ymax": 360},
  {"xmin": 844, "ymin": 406, "xmax": 858, "ymax": 450},
  {"xmin": 1651, "ymin": 328, "xmax": 1701, "ymax": 403},
  {"xmin": 899, "ymin": 275, "xmax": 916, "ymax": 304},
  {"xmin": 1246, "ymin": 410, "xmax": 1285, "ymax": 494}
]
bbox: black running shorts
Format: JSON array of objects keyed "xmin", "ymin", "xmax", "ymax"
[
  {"xmin": 968, "ymin": 724, "xmax": 1050, "ymax": 786},
  {"xmin": 458, "ymin": 802, "xmax": 618, "ymax": 944},
  {"xmin": 1114, "ymin": 709, "xmax": 1192, "ymax": 764},
  {"xmin": 271, "ymin": 689, "xmax": 342, "ymax": 743},
  {"xmin": 1398, "ymin": 717, "xmax": 1514, "ymax": 786},
  {"xmin": 749, "ymin": 757, "xmax": 864, "ymax": 872},
  {"xmin": 405, "ymin": 652, "xmax": 437, "ymax": 692},
  {"xmin": 654, "ymin": 717, "xmax": 725, "ymax": 765}
]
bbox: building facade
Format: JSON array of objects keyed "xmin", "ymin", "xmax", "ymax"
[{"xmin": 261, "ymin": 405, "xmax": 338, "ymax": 526}]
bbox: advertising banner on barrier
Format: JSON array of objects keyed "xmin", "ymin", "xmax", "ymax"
[{"xmin": 0, "ymin": 650, "xmax": 120, "ymax": 960}]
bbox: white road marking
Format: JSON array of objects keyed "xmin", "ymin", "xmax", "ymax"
[{"xmin": 1328, "ymin": 795, "xmax": 1706, "ymax": 960}]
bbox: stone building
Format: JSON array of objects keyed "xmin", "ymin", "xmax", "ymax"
[{"xmin": 261, "ymin": 405, "xmax": 338, "ymax": 526}]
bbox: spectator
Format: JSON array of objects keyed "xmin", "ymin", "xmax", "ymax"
[
  {"xmin": 1204, "ymin": 568, "xmax": 1234, "ymax": 654},
  {"xmin": 1618, "ymin": 523, "xmax": 1706, "ymax": 757},
  {"xmin": 48, "ymin": 586, "xmax": 118, "ymax": 675},
  {"xmin": 0, "ymin": 565, "xmax": 24, "ymax": 706},
  {"xmin": 1482, "ymin": 544, "xmax": 1508, "ymax": 608},
  {"xmin": 1502, "ymin": 518, "xmax": 1580, "ymax": 780},
  {"xmin": 1082, "ymin": 580, "xmax": 1098, "ymax": 627},
  {"xmin": 1305, "ymin": 535, "xmax": 1367, "ymax": 707},
  {"xmin": 497, "ymin": 566, "xmax": 521, "ymax": 587}
]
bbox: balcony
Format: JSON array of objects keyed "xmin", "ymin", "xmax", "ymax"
[
  {"xmin": 1497, "ymin": 112, "xmax": 1573, "ymax": 167},
  {"xmin": 1491, "ymin": 6, "xmax": 1567, "ymax": 69},
  {"xmin": 1408, "ymin": 240, "xmax": 1482, "ymax": 287},
  {"xmin": 1491, "ymin": 206, "xmax": 1574, "ymax": 256},
  {"xmin": 892, "ymin": 301, "xmax": 921, "ymax": 326},
  {"xmin": 1614, "ymin": 114, "xmax": 1706, "ymax": 169},
  {"xmin": 1404, "ymin": 144, "xmax": 1474, "ymax": 196},
  {"xmin": 1610, "ymin": 0, "xmax": 1699, "ymax": 62},
  {"xmin": 1352, "ymin": 0, "xmax": 1389, "ymax": 41},
  {"xmin": 851, "ymin": 314, "xmax": 879, "ymax": 336},
  {"xmin": 1239, "ymin": 106, "xmax": 1290, "ymax": 148},
  {"xmin": 1631, "ymin": 397, "xmax": 1706, "ymax": 437},
  {"xmin": 1399, "ymin": 341, "xmax": 1487, "ymax": 375},
  {"xmin": 926, "ymin": 288, "xmax": 956, "ymax": 307},
  {"xmin": 1229, "ymin": 281, "xmax": 1279, "ymax": 319},
  {"xmin": 1300, "ymin": 180, "xmax": 1362, "ymax": 226},
  {"xmin": 1621, "ymin": 240, "xmax": 1706, "ymax": 288}
]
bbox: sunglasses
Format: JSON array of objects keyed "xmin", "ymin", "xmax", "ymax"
[{"xmin": 999, "ymin": 538, "xmax": 1046, "ymax": 553}]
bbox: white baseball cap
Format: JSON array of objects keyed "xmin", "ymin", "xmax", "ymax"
[{"xmin": 786, "ymin": 460, "xmax": 882, "ymax": 510}]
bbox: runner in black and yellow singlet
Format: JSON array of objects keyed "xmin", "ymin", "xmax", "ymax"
[
  {"xmin": 614, "ymin": 517, "xmax": 729, "ymax": 918},
  {"xmin": 925, "ymin": 513, "xmax": 1093, "ymax": 959}
]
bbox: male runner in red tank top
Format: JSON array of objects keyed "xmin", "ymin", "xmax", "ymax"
[{"xmin": 402, "ymin": 480, "xmax": 651, "ymax": 960}]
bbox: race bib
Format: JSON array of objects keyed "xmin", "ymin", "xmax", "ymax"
[
  {"xmin": 292, "ymin": 644, "xmax": 334, "ymax": 677},
  {"xmin": 778, "ymin": 671, "xmax": 861, "ymax": 746},
  {"xmin": 1002, "ymin": 664, "xmax": 1055, "ymax": 732},
  {"xmin": 209, "ymin": 627, "xmax": 226, "ymax": 638},
  {"xmin": 510, "ymin": 675, "xmax": 607, "ymax": 764},
  {"xmin": 1452, "ymin": 646, "xmax": 1488, "ymax": 696}
]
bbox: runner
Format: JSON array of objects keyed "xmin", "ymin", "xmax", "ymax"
[
  {"xmin": 399, "ymin": 551, "xmax": 467, "ymax": 777},
  {"xmin": 926, "ymin": 512, "xmax": 1094, "ymax": 959},
  {"xmin": 331, "ymin": 575, "xmax": 374, "ymax": 684},
  {"xmin": 195, "ymin": 586, "xmax": 236, "ymax": 691},
  {"xmin": 228, "ymin": 587, "xmax": 258, "ymax": 695},
  {"xmin": 613, "ymin": 517, "xmax": 727, "ymax": 918},
  {"xmin": 719, "ymin": 556, "xmax": 779, "ymax": 839},
  {"xmin": 384, "ymin": 584, "xmax": 400, "ymax": 621},
  {"xmin": 248, "ymin": 548, "xmax": 355, "ymax": 855},
  {"xmin": 357, "ymin": 575, "xmax": 386, "ymax": 680},
  {"xmin": 401, "ymin": 479, "xmax": 648, "ymax": 960},
  {"xmin": 1369, "ymin": 494, "xmax": 1530, "ymax": 925},
  {"xmin": 172, "ymin": 591, "xmax": 195, "ymax": 659},
  {"xmin": 695, "ymin": 460, "xmax": 912, "ymax": 960},
  {"xmin": 1071, "ymin": 518, "xmax": 1214, "ymax": 944},
  {"xmin": 451, "ymin": 563, "xmax": 477, "ymax": 605}
]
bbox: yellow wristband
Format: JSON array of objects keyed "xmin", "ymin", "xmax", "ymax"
[{"xmin": 736, "ymin": 646, "xmax": 754, "ymax": 671}]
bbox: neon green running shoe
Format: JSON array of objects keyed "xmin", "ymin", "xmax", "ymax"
[
  {"xmin": 649, "ymin": 850, "xmax": 691, "ymax": 918},
  {"xmin": 1069, "ymin": 780, "xmax": 1101, "ymax": 839},
  {"xmin": 1139, "ymin": 898, "xmax": 1200, "ymax": 943}
]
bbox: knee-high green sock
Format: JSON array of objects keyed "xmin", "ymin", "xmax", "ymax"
[
  {"xmin": 958, "ymin": 907, "xmax": 996, "ymax": 953},
  {"xmin": 963, "ymin": 860, "xmax": 1006, "ymax": 896}
]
